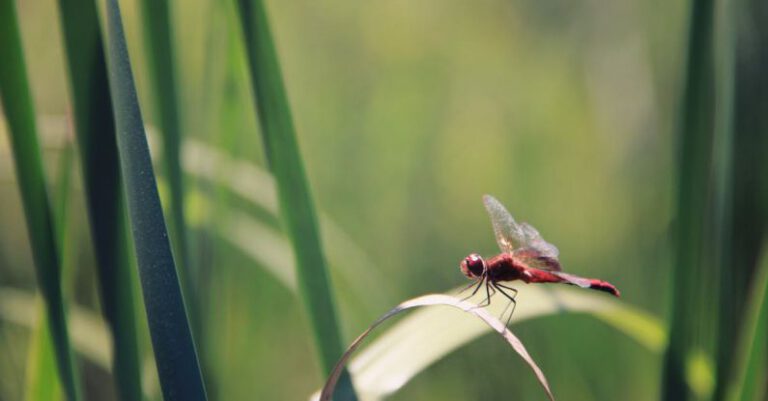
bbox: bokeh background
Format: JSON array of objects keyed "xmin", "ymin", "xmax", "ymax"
[{"xmin": 1, "ymin": 0, "xmax": 765, "ymax": 400}]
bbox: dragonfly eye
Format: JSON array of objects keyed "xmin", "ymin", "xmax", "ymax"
[{"xmin": 460, "ymin": 253, "xmax": 485, "ymax": 278}]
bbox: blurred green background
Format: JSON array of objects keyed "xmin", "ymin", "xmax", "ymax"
[{"xmin": 1, "ymin": 0, "xmax": 765, "ymax": 400}]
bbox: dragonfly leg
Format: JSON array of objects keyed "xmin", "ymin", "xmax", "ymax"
[
  {"xmin": 497, "ymin": 294, "xmax": 514, "ymax": 325},
  {"xmin": 475, "ymin": 281, "xmax": 496, "ymax": 308},
  {"xmin": 492, "ymin": 283, "xmax": 518, "ymax": 326},
  {"xmin": 457, "ymin": 279, "xmax": 480, "ymax": 295},
  {"xmin": 459, "ymin": 276, "xmax": 485, "ymax": 302},
  {"xmin": 495, "ymin": 282, "xmax": 518, "ymax": 297}
]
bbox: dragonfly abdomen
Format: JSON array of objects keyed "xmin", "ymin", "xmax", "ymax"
[{"xmin": 586, "ymin": 279, "xmax": 621, "ymax": 297}]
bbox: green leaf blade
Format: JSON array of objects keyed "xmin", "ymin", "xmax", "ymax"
[
  {"xmin": 320, "ymin": 294, "xmax": 556, "ymax": 401},
  {"xmin": 104, "ymin": 0, "xmax": 207, "ymax": 399},
  {"xmin": 139, "ymin": 0, "xmax": 191, "ymax": 303},
  {"xmin": 727, "ymin": 244, "xmax": 768, "ymax": 401},
  {"xmin": 329, "ymin": 286, "xmax": 665, "ymax": 400},
  {"xmin": 0, "ymin": 1, "xmax": 82, "ymax": 399},
  {"xmin": 55, "ymin": 0, "xmax": 144, "ymax": 399},
  {"xmin": 661, "ymin": 0, "xmax": 719, "ymax": 399},
  {"xmin": 235, "ymin": 1, "xmax": 358, "ymax": 399}
]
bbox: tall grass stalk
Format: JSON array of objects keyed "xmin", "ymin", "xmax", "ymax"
[
  {"xmin": 235, "ymin": 1, "xmax": 358, "ymax": 399},
  {"xmin": 0, "ymin": 1, "xmax": 82, "ymax": 399},
  {"xmin": 104, "ymin": 0, "xmax": 207, "ymax": 399},
  {"xmin": 23, "ymin": 139, "xmax": 75, "ymax": 401},
  {"xmin": 711, "ymin": 0, "xmax": 740, "ymax": 398},
  {"xmin": 139, "ymin": 0, "xmax": 192, "ymax": 309},
  {"xmin": 726, "ymin": 244, "xmax": 768, "ymax": 401},
  {"xmin": 722, "ymin": 0, "xmax": 768, "ymax": 397},
  {"xmin": 661, "ymin": 0, "xmax": 718, "ymax": 399},
  {"xmin": 55, "ymin": 0, "xmax": 144, "ymax": 398}
]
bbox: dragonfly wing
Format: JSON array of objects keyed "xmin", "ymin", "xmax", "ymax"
[
  {"xmin": 483, "ymin": 195, "xmax": 525, "ymax": 253},
  {"xmin": 512, "ymin": 222, "xmax": 561, "ymax": 271},
  {"xmin": 519, "ymin": 223, "xmax": 559, "ymax": 259},
  {"xmin": 551, "ymin": 272, "xmax": 592, "ymax": 288},
  {"xmin": 515, "ymin": 248, "xmax": 562, "ymax": 271}
]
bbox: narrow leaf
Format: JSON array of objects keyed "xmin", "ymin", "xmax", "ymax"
[
  {"xmin": 138, "ymin": 0, "xmax": 191, "ymax": 304},
  {"xmin": 661, "ymin": 0, "xmax": 719, "ymax": 399},
  {"xmin": 235, "ymin": 1, "xmax": 356, "ymax": 399},
  {"xmin": 723, "ymin": 0, "xmax": 768, "ymax": 397},
  {"xmin": 103, "ymin": 0, "xmax": 207, "ymax": 399},
  {"xmin": 727, "ymin": 243, "xmax": 768, "ymax": 401},
  {"xmin": 319, "ymin": 294, "xmax": 554, "ymax": 401},
  {"xmin": 317, "ymin": 285, "xmax": 663, "ymax": 400},
  {"xmin": 55, "ymin": 0, "xmax": 144, "ymax": 398},
  {"xmin": 23, "ymin": 126, "xmax": 74, "ymax": 401},
  {"xmin": 0, "ymin": 1, "xmax": 82, "ymax": 399}
]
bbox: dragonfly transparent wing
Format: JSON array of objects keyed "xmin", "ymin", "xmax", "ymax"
[
  {"xmin": 519, "ymin": 223, "xmax": 559, "ymax": 259},
  {"xmin": 514, "ymin": 247, "xmax": 562, "ymax": 271},
  {"xmin": 513, "ymin": 222, "xmax": 562, "ymax": 271},
  {"xmin": 483, "ymin": 195, "xmax": 526, "ymax": 253},
  {"xmin": 551, "ymin": 271, "xmax": 591, "ymax": 288}
]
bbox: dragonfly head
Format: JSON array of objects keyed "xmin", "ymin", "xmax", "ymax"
[{"xmin": 460, "ymin": 253, "xmax": 486, "ymax": 279}]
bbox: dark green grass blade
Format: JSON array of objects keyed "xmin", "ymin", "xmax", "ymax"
[
  {"xmin": 138, "ymin": 0, "xmax": 191, "ymax": 304},
  {"xmin": 104, "ymin": 0, "xmax": 207, "ymax": 400},
  {"xmin": 726, "ymin": 244, "xmax": 768, "ymax": 401},
  {"xmin": 235, "ymin": 1, "xmax": 357, "ymax": 400},
  {"xmin": 55, "ymin": 0, "xmax": 143, "ymax": 399},
  {"xmin": 23, "ymin": 141, "xmax": 75, "ymax": 401},
  {"xmin": 711, "ymin": 0, "xmax": 768, "ymax": 397},
  {"xmin": 722, "ymin": 0, "xmax": 768, "ymax": 398},
  {"xmin": 712, "ymin": 0, "xmax": 738, "ymax": 396},
  {"xmin": 660, "ymin": 0, "xmax": 718, "ymax": 399},
  {"xmin": 0, "ymin": 1, "xmax": 82, "ymax": 399}
]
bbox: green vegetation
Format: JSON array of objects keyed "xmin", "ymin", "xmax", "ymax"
[
  {"xmin": 0, "ymin": 0, "xmax": 765, "ymax": 400},
  {"xmin": 139, "ymin": 0, "xmax": 192, "ymax": 311},
  {"xmin": 104, "ymin": 0, "xmax": 206, "ymax": 399},
  {"xmin": 0, "ymin": 1, "xmax": 81, "ymax": 399},
  {"xmin": 235, "ymin": 1, "xmax": 356, "ymax": 399},
  {"xmin": 56, "ymin": 0, "xmax": 144, "ymax": 399}
]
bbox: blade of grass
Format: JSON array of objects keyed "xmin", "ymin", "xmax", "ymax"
[
  {"xmin": 723, "ymin": 0, "xmax": 768, "ymax": 397},
  {"xmin": 234, "ymin": 1, "xmax": 357, "ymax": 400},
  {"xmin": 312, "ymin": 285, "xmax": 664, "ymax": 400},
  {"xmin": 22, "ymin": 126, "xmax": 75, "ymax": 401},
  {"xmin": 711, "ymin": 0, "xmax": 742, "ymax": 397},
  {"xmin": 661, "ymin": 0, "xmax": 719, "ymax": 398},
  {"xmin": 0, "ymin": 1, "xmax": 82, "ymax": 399},
  {"xmin": 55, "ymin": 1, "xmax": 144, "ymax": 399},
  {"xmin": 138, "ymin": 0, "xmax": 192, "ymax": 308},
  {"xmin": 104, "ymin": 0, "xmax": 207, "ymax": 399},
  {"xmin": 319, "ymin": 294, "xmax": 555, "ymax": 401},
  {"xmin": 53, "ymin": 134, "xmax": 75, "ymax": 248},
  {"xmin": 731, "ymin": 0, "xmax": 768, "ymax": 286},
  {"xmin": 726, "ymin": 242, "xmax": 768, "ymax": 401},
  {"xmin": 24, "ymin": 135, "xmax": 76, "ymax": 401},
  {"xmin": 709, "ymin": 0, "xmax": 768, "ymax": 396}
]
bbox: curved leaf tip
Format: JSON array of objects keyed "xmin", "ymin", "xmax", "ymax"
[{"xmin": 318, "ymin": 294, "xmax": 555, "ymax": 401}]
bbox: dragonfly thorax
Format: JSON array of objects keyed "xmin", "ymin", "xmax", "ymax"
[{"xmin": 460, "ymin": 253, "xmax": 486, "ymax": 279}]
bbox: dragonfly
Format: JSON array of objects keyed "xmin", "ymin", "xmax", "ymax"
[{"xmin": 460, "ymin": 195, "xmax": 620, "ymax": 324}]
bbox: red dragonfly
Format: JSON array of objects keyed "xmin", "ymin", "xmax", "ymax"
[{"xmin": 460, "ymin": 195, "xmax": 620, "ymax": 322}]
